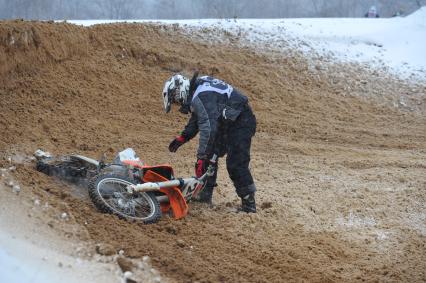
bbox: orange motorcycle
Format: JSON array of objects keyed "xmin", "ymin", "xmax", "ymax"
[{"xmin": 35, "ymin": 149, "xmax": 217, "ymax": 224}]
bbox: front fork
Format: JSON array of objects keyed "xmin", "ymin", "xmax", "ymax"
[
  {"xmin": 127, "ymin": 154, "xmax": 218, "ymax": 196},
  {"xmin": 126, "ymin": 155, "xmax": 218, "ymax": 220}
]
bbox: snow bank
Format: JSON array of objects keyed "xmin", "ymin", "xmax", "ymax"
[
  {"xmin": 68, "ymin": 7, "xmax": 426, "ymax": 81},
  {"xmin": 0, "ymin": 248, "xmax": 50, "ymax": 283},
  {"xmin": 0, "ymin": 234, "xmax": 118, "ymax": 283}
]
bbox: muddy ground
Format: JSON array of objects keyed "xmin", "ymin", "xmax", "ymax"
[{"xmin": 0, "ymin": 20, "xmax": 425, "ymax": 282}]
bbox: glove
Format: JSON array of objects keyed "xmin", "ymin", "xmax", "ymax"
[
  {"xmin": 168, "ymin": 135, "xmax": 186, "ymax": 152},
  {"xmin": 195, "ymin": 159, "xmax": 208, "ymax": 178}
]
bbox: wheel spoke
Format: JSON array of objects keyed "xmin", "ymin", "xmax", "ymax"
[
  {"xmin": 97, "ymin": 178, "xmax": 155, "ymax": 220},
  {"xmin": 133, "ymin": 197, "xmax": 152, "ymax": 217}
]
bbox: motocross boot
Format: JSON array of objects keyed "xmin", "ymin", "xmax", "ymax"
[
  {"xmin": 240, "ymin": 192, "xmax": 256, "ymax": 213},
  {"xmin": 193, "ymin": 185, "xmax": 213, "ymax": 205},
  {"xmin": 193, "ymin": 162, "xmax": 217, "ymax": 205}
]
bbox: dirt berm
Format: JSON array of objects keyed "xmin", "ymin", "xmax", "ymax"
[{"xmin": 0, "ymin": 20, "xmax": 425, "ymax": 282}]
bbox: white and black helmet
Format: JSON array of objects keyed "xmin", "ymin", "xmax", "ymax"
[{"xmin": 162, "ymin": 74, "xmax": 190, "ymax": 113}]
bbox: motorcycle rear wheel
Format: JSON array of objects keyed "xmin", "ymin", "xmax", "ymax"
[{"xmin": 88, "ymin": 173, "xmax": 161, "ymax": 224}]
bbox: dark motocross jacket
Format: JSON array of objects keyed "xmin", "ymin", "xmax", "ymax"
[{"xmin": 180, "ymin": 76, "xmax": 249, "ymax": 159}]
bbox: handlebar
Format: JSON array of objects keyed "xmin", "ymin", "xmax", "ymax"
[
  {"xmin": 129, "ymin": 154, "xmax": 218, "ymax": 194},
  {"xmin": 195, "ymin": 154, "xmax": 218, "ymax": 182},
  {"xmin": 210, "ymin": 154, "xmax": 218, "ymax": 164}
]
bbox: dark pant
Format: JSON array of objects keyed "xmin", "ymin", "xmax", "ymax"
[
  {"xmin": 226, "ymin": 108, "xmax": 256, "ymax": 197},
  {"xmin": 205, "ymin": 107, "xmax": 256, "ymax": 198}
]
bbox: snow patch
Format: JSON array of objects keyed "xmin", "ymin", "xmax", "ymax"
[
  {"xmin": 67, "ymin": 7, "xmax": 426, "ymax": 82},
  {"xmin": 336, "ymin": 211, "xmax": 377, "ymax": 228}
]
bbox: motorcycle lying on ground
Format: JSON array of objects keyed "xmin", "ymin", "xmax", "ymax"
[{"xmin": 35, "ymin": 149, "xmax": 217, "ymax": 224}]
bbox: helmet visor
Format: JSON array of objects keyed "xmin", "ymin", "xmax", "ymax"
[{"xmin": 163, "ymin": 90, "xmax": 172, "ymax": 113}]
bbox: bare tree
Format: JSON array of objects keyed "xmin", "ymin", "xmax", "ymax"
[
  {"xmin": 211, "ymin": 0, "xmax": 247, "ymax": 18},
  {"xmin": 311, "ymin": 0, "xmax": 320, "ymax": 15},
  {"xmin": 101, "ymin": 0, "xmax": 131, "ymax": 19},
  {"xmin": 0, "ymin": 0, "xmax": 424, "ymax": 20}
]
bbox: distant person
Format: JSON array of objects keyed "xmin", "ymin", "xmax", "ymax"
[
  {"xmin": 365, "ymin": 6, "xmax": 380, "ymax": 18},
  {"xmin": 392, "ymin": 11, "xmax": 404, "ymax": 17}
]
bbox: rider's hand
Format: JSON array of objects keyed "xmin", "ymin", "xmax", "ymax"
[
  {"xmin": 195, "ymin": 159, "xmax": 208, "ymax": 178},
  {"xmin": 168, "ymin": 135, "xmax": 186, "ymax": 152}
]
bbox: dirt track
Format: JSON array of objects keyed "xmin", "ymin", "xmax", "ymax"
[{"xmin": 1, "ymin": 21, "xmax": 425, "ymax": 282}]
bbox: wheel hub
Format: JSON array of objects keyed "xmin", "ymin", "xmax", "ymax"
[{"xmin": 112, "ymin": 192, "xmax": 136, "ymax": 215}]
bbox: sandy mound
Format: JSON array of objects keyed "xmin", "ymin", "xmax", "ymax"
[{"xmin": 0, "ymin": 20, "xmax": 425, "ymax": 282}]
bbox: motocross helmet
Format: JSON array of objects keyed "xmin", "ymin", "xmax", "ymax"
[{"xmin": 162, "ymin": 74, "xmax": 190, "ymax": 113}]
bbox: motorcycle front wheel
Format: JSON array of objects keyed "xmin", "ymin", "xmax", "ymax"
[{"xmin": 88, "ymin": 173, "xmax": 161, "ymax": 224}]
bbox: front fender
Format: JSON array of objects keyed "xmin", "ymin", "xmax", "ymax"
[{"xmin": 143, "ymin": 169, "xmax": 188, "ymax": 219}]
